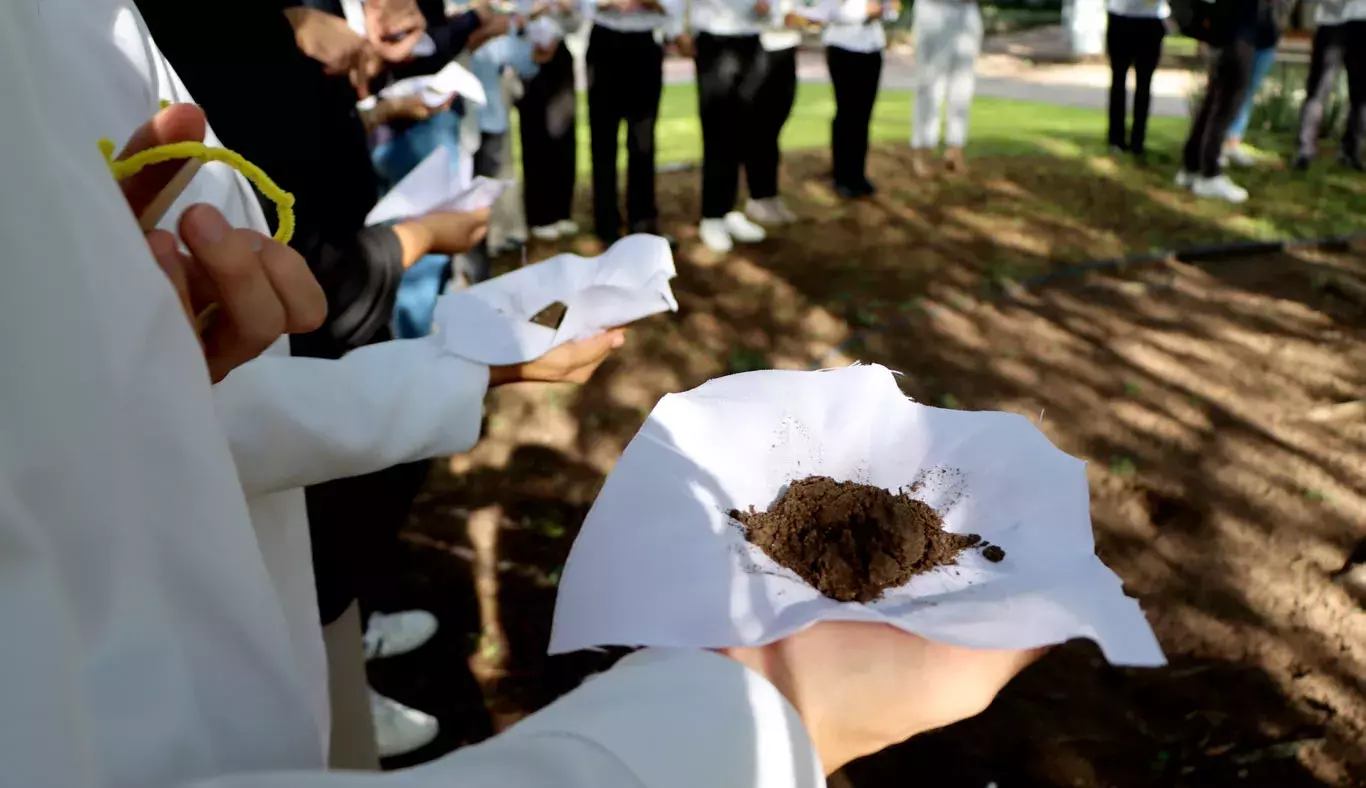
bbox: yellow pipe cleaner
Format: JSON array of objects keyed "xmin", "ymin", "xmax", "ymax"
[{"xmin": 98, "ymin": 138, "xmax": 296, "ymax": 244}]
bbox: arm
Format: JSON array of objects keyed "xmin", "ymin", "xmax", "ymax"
[
  {"xmin": 189, "ymin": 650, "xmax": 825, "ymax": 788},
  {"xmin": 214, "ymin": 338, "xmax": 491, "ymax": 496},
  {"xmin": 826, "ymin": 0, "xmax": 869, "ymax": 24}
]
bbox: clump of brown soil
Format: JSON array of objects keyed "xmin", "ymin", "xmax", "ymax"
[{"xmin": 732, "ymin": 475, "xmax": 995, "ymax": 603}]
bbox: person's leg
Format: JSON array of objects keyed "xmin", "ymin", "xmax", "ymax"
[
  {"xmin": 746, "ymin": 45, "xmax": 792, "ymax": 202},
  {"xmin": 588, "ymin": 25, "xmax": 624, "ymax": 240},
  {"xmin": 460, "ymin": 132, "xmax": 505, "ymax": 284},
  {"xmin": 1342, "ymin": 21, "xmax": 1366, "ymax": 164},
  {"xmin": 827, "ymin": 45, "xmax": 857, "ymax": 187},
  {"xmin": 911, "ymin": 0, "xmax": 949, "ymax": 151},
  {"xmin": 545, "ymin": 44, "xmax": 579, "ymax": 225},
  {"xmin": 849, "ymin": 50, "xmax": 883, "ymax": 187},
  {"xmin": 942, "ymin": 2, "xmax": 983, "ymax": 159},
  {"xmin": 1106, "ymin": 13, "xmax": 1138, "ymax": 151},
  {"xmin": 519, "ymin": 65, "xmax": 556, "ymax": 228},
  {"xmin": 1297, "ymin": 24, "xmax": 1345, "ymax": 161},
  {"xmin": 696, "ymin": 32, "xmax": 743, "ymax": 220},
  {"xmin": 1129, "ymin": 17, "xmax": 1166, "ymax": 157},
  {"xmin": 1197, "ymin": 39, "xmax": 1256, "ymax": 177},
  {"xmin": 1225, "ymin": 45, "xmax": 1276, "ymax": 147},
  {"xmin": 624, "ymin": 31, "xmax": 665, "ymax": 232}
]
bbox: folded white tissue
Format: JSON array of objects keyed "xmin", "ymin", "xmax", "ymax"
[
  {"xmin": 365, "ymin": 147, "xmax": 509, "ymax": 227},
  {"xmin": 432, "ymin": 234, "xmax": 679, "ymax": 366},
  {"xmin": 550, "ymin": 364, "xmax": 1167, "ymax": 667}
]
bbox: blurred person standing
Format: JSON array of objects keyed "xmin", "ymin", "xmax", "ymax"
[
  {"xmin": 909, "ymin": 0, "xmax": 983, "ymax": 176},
  {"xmin": 586, "ymin": 0, "xmax": 684, "ymax": 243},
  {"xmin": 520, "ymin": 0, "xmax": 583, "ymax": 241},
  {"xmin": 1221, "ymin": 0, "xmax": 1292, "ymax": 167},
  {"xmin": 743, "ymin": 0, "xmax": 802, "ymax": 224},
  {"xmin": 824, "ymin": 0, "xmax": 895, "ymax": 198},
  {"xmin": 1293, "ymin": 0, "xmax": 1366, "ymax": 171},
  {"xmin": 1105, "ymin": 0, "xmax": 1168, "ymax": 163},
  {"xmin": 687, "ymin": 0, "xmax": 772, "ymax": 252}
]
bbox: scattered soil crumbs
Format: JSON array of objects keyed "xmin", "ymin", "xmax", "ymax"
[
  {"xmin": 529, "ymin": 301, "xmax": 567, "ymax": 329},
  {"xmin": 731, "ymin": 475, "xmax": 998, "ymax": 602}
]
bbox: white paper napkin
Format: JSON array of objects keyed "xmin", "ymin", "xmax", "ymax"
[
  {"xmin": 432, "ymin": 234, "xmax": 678, "ymax": 366},
  {"xmin": 365, "ymin": 147, "xmax": 508, "ymax": 226},
  {"xmin": 550, "ymin": 364, "xmax": 1167, "ymax": 667}
]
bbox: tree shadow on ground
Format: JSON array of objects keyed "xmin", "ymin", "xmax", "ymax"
[{"xmin": 381, "ymin": 143, "xmax": 1366, "ymax": 785}]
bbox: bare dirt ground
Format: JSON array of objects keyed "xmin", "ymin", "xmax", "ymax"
[{"xmin": 367, "ymin": 146, "xmax": 1366, "ymax": 786}]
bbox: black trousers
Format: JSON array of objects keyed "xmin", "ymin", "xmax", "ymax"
[
  {"xmin": 749, "ymin": 45, "xmax": 798, "ymax": 200},
  {"xmin": 519, "ymin": 43, "xmax": 577, "ymax": 228},
  {"xmin": 459, "ymin": 131, "xmax": 506, "ymax": 284},
  {"xmin": 1345, "ymin": 21, "xmax": 1366, "ymax": 160},
  {"xmin": 1298, "ymin": 24, "xmax": 1351, "ymax": 158},
  {"xmin": 587, "ymin": 25, "xmax": 664, "ymax": 238},
  {"xmin": 1106, "ymin": 13, "xmax": 1165, "ymax": 155},
  {"xmin": 695, "ymin": 32, "xmax": 765, "ymax": 219},
  {"xmin": 1182, "ymin": 37, "xmax": 1256, "ymax": 177},
  {"xmin": 827, "ymin": 46, "xmax": 882, "ymax": 189}
]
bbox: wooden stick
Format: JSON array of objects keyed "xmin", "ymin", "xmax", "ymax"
[{"xmin": 137, "ymin": 158, "xmax": 202, "ymax": 233}]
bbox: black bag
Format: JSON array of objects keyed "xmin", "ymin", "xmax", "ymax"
[{"xmin": 1168, "ymin": 0, "xmax": 1238, "ymax": 45}]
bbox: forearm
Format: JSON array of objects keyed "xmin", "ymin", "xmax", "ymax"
[
  {"xmin": 390, "ymin": 218, "xmax": 436, "ymax": 268},
  {"xmin": 215, "ymin": 338, "xmax": 490, "ymax": 496}
]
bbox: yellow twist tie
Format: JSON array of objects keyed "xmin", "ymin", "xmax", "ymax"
[{"xmin": 98, "ymin": 138, "xmax": 296, "ymax": 244}]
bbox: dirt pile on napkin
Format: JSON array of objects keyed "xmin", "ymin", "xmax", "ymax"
[{"xmin": 733, "ymin": 475, "xmax": 1002, "ymax": 603}]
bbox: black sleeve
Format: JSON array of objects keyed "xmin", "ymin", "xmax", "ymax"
[
  {"xmin": 377, "ymin": 9, "xmax": 482, "ymax": 84},
  {"xmin": 289, "ymin": 226, "xmax": 407, "ymax": 360}
]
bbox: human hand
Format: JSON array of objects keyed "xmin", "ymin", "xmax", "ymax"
[
  {"xmin": 406, "ymin": 207, "xmax": 492, "ymax": 259},
  {"xmin": 866, "ymin": 1, "xmax": 884, "ymax": 20},
  {"xmin": 754, "ymin": 0, "xmax": 771, "ymax": 17},
  {"xmin": 365, "ymin": 0, "xmax": 428, "ymax": 62},
  {"xmin": 386, "ymin": 94, "xmax": 455, "ymax": 123},
  {"xmin": 721, "ymin": 622, "xmax": 1045, "ymax": 773},
  {"xmin": 116, "ymin": 105, "xmax": 327, "ymax": 383},
  {"xmin": 672, "ymin": 32, "xmax": 694, "ymax": 58},
  {"xmin": 482, "ymin": 12, "xmax": 514, "ymax": 37},
  {"xmin": 532, "ymin": 39, "xmax": 560, "ymax": 63},
  {"xmin": 489, "ymin": 328, "xmax": 627, "ymax": 385},
  {"xmin": 283, "ymin": 7, "xmax": 382, "ymax": 95}
]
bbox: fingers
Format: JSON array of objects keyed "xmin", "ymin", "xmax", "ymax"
[
  {"xmin": 246, "ymin": 231, "xmax": 328, "ymax": 333},
  {"xmin": 562, "ymin": 328, "xmax": 627, "ymax": 383},
  {"xmin": 179, "ymin": 205, "xmax": 326, "ymax": 381},
  {"xmin": 145, "ymin": 230, "xmax": 194, "ymax": 322},
  {"xmin": 117, "ymin": 104, "xmax": 207, "ymax": 218}
]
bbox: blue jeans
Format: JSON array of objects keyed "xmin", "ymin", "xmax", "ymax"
[
  {"xmin": 371, "ymin": 111, "xmax": 463, "ymax": 338},
  {"xmin": 1227, "ymin": 46, "xmax": 1277, "ymax": 141}
]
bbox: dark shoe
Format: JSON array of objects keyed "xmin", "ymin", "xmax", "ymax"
[
  {"xmin": 855, "ymin": 178, "xmax": 877, "ymax": 197},
  {"xmin": 834, "ymin": 182, "xmax": 863, "ymax": 200},
  {"xmin": 1338, "ymin": 152, "xmax": 1365, "ymax": 172},
  {"xmin": 1131, "ymin": 150, "xmax": 1149, "ymax": 167},
  {"xmin": 1291, "ymin": 154, "xmax": 1312, "ymax": 172}
]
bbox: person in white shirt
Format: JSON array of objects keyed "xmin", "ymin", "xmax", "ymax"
[
  {"xmin": 1294, "ymin": 0, "xmax": 1366, "ymax": 170},
  {"xmin": 744, "ymin": 0, "xmax": 803, "ymax": 224},
  {"xmin": 1105, "ymin": 0, "xmax": 1169, "ymax": 162},
  {"xmin": 910, "ymin": 0, "xmax": 983, "ymax": 176},
  {"xmin": 587, "ymin": 0, "xmax": 684, "ymax": 243},
  {"xmin": 0, "ymin": 5, "xmax": 1044, "ymax": 786},
  {"xmin": 823, "ymin": 0, "xmax": 895, "ymax": 198},
  {"xmin": 686, "ymin": 0, "xmax": 774, "ymax": 252},
  {"xmin": 521, "ymin": 0, "xmax": 584, "ymax": 241}
]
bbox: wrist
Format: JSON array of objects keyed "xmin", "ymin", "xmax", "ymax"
[
  {"xmin": 391, "ymin": 219, "xmax": 435, "ymax": 267},
  {"xmin": 488, "ymin": 362, "xmax": 524, "ymax": 386}
]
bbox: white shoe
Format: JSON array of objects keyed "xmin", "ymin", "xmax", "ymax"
[
  {"xmin": 1191, "ymin": 174, "xmax": 1249, "ymax": 204},
  {"xmin": 698, "ymin": 218, "xmax": 733, "ymax": 253},
  {"xmin": 530, "ymin": 224, "xmax": 560, "ymax": 241},
  {"xmin": 364, "ymin": 610, "xmax": 438, "ymax": 660},
  {"xmin": 1225, "ymin": 144, "xmax": 1257, "ymax": 168},
  {"xmin": 723, "ymin": 210, "xmax": 766, "ymax": 243},
  {"xmin": 745, "ymin": 197, "xmax": 797, "ymax": 225},
  {"xmin": 1174, "ymin": 170, "xmax": 1196, "ymax": 189},
  {"xmin": 553, "ymin": 219, "xmax": 579, "ymax": 236},
  {"xmin": 370, "ymin": 690, "xmax": 439, "ymax": 758}
]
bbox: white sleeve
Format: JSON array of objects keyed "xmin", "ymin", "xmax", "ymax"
[
  {"xmin": 189, "ymin": 650, "xmax": 826, "ymax": 788},
  {"xmin": 214, "ymin": 338, "xmax": 490, "ymax": 496}
]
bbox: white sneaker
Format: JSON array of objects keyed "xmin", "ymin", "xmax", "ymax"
[
  {"xmin": 1191, "ymin": 174, "xmax": 1249, "ymax": 204},
  {"xmin": 698, "ymin": 218, "xmax": 733, "ymax": 253},
  {"xmin": 745, "ymin": 197, "xmax": 797, "ymax": 225},
  {"xmin": 530, "ymin": 224, "xmax": 560, "ymax": 241},
  {"xmin": 1225, "ymin": 144, "xmax": 1257, "ymax": 168},
  {"xmin": 553, "ymin": 219, "xmax": 579, "ymax": 236},
  {"xmin": 364, "ymin": 610, "xmax": 438, "ymax": 660},
  {"xmin": 370, "ymin": 690, "xmax": 439, "ymax": 758},
  {"xmin": 723, "ymin": 210, "xmax": 766, "ymax": 243},
  {"xmin": 1174, "ymin": 170, "xmax": 1196, "ymax": 189}
]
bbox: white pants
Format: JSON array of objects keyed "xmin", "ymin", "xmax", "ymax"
[{"xmin": 912, "ymin": 0, "xmax": 984, "ymax": 149}]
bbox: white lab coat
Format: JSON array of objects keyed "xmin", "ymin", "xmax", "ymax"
[{"xmin": 0, "ymin": 2, "xmax": 826, "ymax": 787}]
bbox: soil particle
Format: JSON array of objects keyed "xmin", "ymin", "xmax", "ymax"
[{"xmin": 731, "ymin": 475, "xmax": 993, "ymax": 602}]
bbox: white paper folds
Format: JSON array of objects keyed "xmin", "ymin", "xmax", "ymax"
[
  {"xmin": 551, "ymin": 364, "xmax": 1167, "ymax": 667},
  {"xmin": 365, "ymin": 147, "xmax": 508, "ymax": 227},
  {"xmin": 432, "ymin": 234, "xmax": 678, "ymax": 366}
]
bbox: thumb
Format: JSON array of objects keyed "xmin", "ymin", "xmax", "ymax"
[{"xmin": 116, "ymin": 103, "xmax": 207, "ymax": 218}]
